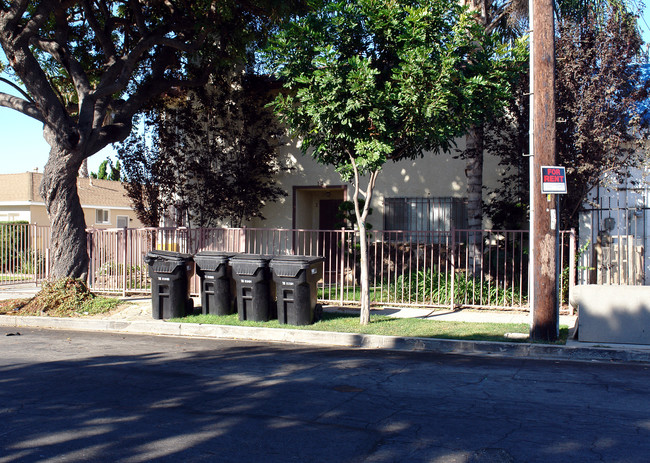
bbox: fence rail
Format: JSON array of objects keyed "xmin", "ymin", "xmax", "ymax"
[
  {"xmin": 0, "ymin": 223, "xmax": 50, "ymax": 285},
  {"xmin": 1, "ymin": 224, "xmax": 585, "ymax": 312}
]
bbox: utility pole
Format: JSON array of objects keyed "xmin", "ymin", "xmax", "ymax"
[{"xmin": 529, "ymin": 0, "xmax": 559, "ymax": 341}]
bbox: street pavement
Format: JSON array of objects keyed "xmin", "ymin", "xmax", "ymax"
[
  {"xmin": 1, "ymin": 284, "xmax": 650, "ymax": 364},
  {"xmin": 1, "ymin": 327, "xmax": 650, "ymax": 463}
]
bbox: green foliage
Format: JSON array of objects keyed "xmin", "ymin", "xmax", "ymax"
[
  {"xmin": 266, "ymin": 0, "xmax": 526, "ymax": 321},
  {"xmin": 0, "ymin": 222, "xmax": 30, "ymax": 273},
  {"xmin": 91, "ymin": 159, "xmax": 121, "ymax": 181},
  {"xmin": 335, "ymin": 200, "xmax": 372, "ymax": 230},
  {"xmin": 266, "ymin": 0, "xmax": 527, "ymax": 178},
  {"xmin": 392, "ymin": 269, "xmax": 526, "ymax": 307}
]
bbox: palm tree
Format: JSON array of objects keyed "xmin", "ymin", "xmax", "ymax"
[{"xmin": 460, "ymin": 0, "xmax": 527, "ymax": 277}]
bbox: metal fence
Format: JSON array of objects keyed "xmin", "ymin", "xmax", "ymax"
[
  {"xmin": 579, "ymin": 188, "xmax": 649, "ymax": 285},
  {"xmin": 83, "ymin": 226, "xmax": 532, "ymax": 310},
  {"xmin": 1, "ymin": 224, "xmax": 585, "ymax": 312},
  {"xmin": 0, "ymin": 223, "xmax": 50, "ymax": 285}
]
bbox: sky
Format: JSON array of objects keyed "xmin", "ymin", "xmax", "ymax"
[{"xmin": 0, "ymin": 6, "xmax": 649, "ymax": 176}]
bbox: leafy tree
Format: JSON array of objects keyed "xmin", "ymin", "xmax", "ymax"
[
  {"xmin": 118, "ymin": 73, "xmax": 288, "ymax": 228},
  {"xmin": 460, "ymin": 0, "xmax": 527, "ymax": 226},
  {"xmin": 485, "ymin": 1, "xmax": 649, "ymax": 230},
  {"xmin": 555, "ymin": 2, "xmax": 649, "ymax": 226},
  {"xmin": 90, "ymin": 158, "xmax": 120, "ymax": 180},
  {"xmin": 92, "ymin": 160, "xmax": 109, "ymax": 180},
  {"xmin": 266, "ymin": 0, "xmax": 526, "ymax": 324},
  {"xmin": 0, "ymin": 0, "xmax": 305, "ymax": 279}
]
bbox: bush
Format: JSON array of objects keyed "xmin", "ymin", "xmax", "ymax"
[
  {"xmin": 393, "ymin": 269, "xmax": 527, "ymax": 307},
  {"xmin": 0, "ymin": 222, "xmax": 29, "ymax": 273}
]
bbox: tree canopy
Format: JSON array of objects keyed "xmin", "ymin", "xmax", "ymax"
[
  {"xmin": 485, "ymin": 1, "xmax": 650, "ymax": 230},
  {"xmin": 118, "ymin": 74, "xmax": 288, "ymax": 228},
  {"xmin": 265, "ymin": 0, "xmax": 526, "ymax": 323},
  {"xmin": 0, "ymin": 0, "xmax": 308, "ymax": 279}
]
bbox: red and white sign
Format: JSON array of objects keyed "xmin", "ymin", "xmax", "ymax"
[{"xmin": 541, "ymin": 166, "xmax": 567, "ymax": 194}]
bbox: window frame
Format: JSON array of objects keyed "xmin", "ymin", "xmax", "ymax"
[{"xmin": 95, "ymin": 209, "xmax": 110, "ymax": 225}]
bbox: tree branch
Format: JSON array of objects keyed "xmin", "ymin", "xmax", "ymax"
[
  {"xmin": 0, "ymin": 92, "xmax": 45, "ymax": 122},
  {"xmin": 0, "ymin": 77, "xmax": 34, "ymax": 103},
  {"xmin": 128, "ymin": 0, "xmax": 148, "ymax": 34},
  {"xmin": 1, "ymin": 0, "xmax": 30, "ymax": 34},
  {"xmin": 80, "ymin": 0, "xmax": 118, "ymax": 60},
  {"xmin": 93, "ymin": 31, "xmax": 207, "ymax": 100}
]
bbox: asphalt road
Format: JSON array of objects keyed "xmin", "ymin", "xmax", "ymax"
[{"xmin": 1, "ymin": 328, "xmax": 649, "ymax": 463}]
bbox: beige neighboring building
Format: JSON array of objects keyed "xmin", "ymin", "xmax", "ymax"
[
  {"xmin": 0, "ymin": 172, "xmax": 142, "ymax": 229},
  {"xmin": 245, "ymin": 138, "xmax": 505, "ymax": 232}
]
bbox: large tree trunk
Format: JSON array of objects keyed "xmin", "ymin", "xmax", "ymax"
[
  {"xmin": 40, "ymin": 146, "xmax": 89, "ymax": 280},
  {"xmin": 466, "ymin": 125, "xmax": 484, "ymax": 276}
]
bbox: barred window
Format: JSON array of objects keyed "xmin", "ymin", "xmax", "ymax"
[{"xmin": 383, "ymin": 197, "xmax": 468, "ymax": 234}]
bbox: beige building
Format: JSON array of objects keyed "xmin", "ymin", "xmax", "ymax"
[
  {"xmin": 246, "ymin": 139, "xmax": 505, "ymax": 232},
  {"xmin": 0, "ymin": 172, "xmax": 142, "ymax": 229}
]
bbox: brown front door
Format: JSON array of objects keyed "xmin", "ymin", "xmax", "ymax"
[{"xmin": 319, "ymin": 199, "xmax": 343, "ymax": 284}]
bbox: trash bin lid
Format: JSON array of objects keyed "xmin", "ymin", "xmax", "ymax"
[
  {"xmin": 145, "ymin": 250, "xmax": 193, "ymax": 262},
  {"xmin": 194, "ymin": 251, "xmax": 238, "ymax": 271},
  {"xmin": 270, "ymin": 255, "xmax": 325, "ymax": 278},
  {"xmin": 145, "ymin": 250, "xmax": 193, "ymax": 273},
  {"xmin": 230, "ymin": 254, "xmax": 272, "ymax": 276}
]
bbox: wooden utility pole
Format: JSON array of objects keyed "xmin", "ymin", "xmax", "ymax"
[{"xmin": 530, "ymin": 0, "xmax": 559, "ymax": 341}]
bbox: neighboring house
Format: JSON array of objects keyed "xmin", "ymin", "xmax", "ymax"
[
  {"xmin": 244, "ymin": 139, "xmax": 506, "ymax": 233},
  {"xmin": 0, "ymin": 172, "xmax": 143, "ymax": 229}
]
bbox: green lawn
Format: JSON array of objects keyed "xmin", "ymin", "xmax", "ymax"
[
  {"xmin": 0, "ymin": 275, "xmax": 32, "ymax": 282},
  {"xmin": 172, "ymin": 311, "xmax": 569, "ymax": 344}
]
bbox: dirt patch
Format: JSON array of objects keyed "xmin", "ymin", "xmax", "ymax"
[{"xmin": 0, "ymin": 278, "xmax": 121, "ymax": 317}]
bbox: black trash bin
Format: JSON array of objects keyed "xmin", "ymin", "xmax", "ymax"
[
  {"xmin": 270, "ymin": 255, "xmax": 325, "ymax": 325},
  {"xmin": 230, "ymin": 254, "xmax": 274, "ymax": 322},
  {"xmin": 144, "ymin": 250, "xmax": 194, "ymax": 320},
  {"xmin": 194, "ymin": 251, "xmax": 237, "ymax": 316}
]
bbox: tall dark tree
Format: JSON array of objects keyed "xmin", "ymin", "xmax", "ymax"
[
  {"xmin": 118, "ymin": 74, "xmax": 288, "ymax": 228},
  {"xmin": 555, "ymin": 3, "xmax": 649, "ymax": 226},
  {"xmin": 485, "ymin": 1, "xmax": 649, "ymax": 230},
  {"xmin": 0, "ymin": 1, "xmax": 304, "ymax": 279}
]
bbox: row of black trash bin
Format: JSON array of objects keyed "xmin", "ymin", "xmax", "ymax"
[{"xmin": 144, "ymin": 250, "xmax": 325, "ymax": 326}]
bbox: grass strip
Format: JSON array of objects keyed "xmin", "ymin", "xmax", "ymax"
[{"xmin": 172, "ymin": 311, "xmax": 569, "ymax": 344}]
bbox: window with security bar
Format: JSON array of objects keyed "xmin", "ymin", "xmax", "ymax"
[{"xmin": 383, "ymin": 197, "xmax": 468, "ymax": 242}]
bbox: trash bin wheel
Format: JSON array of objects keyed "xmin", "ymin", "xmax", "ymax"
[{"xmin": 314, "ymin": 303, "xmax": 323, "ymax": 322}]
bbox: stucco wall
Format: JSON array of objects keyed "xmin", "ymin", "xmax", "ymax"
[
  {"xmin": 0, "ymin": 206, "xmax": 31, "ymax": 223},
  {"xmin": 84, "ymin": 207, "xmax": 143, "ymax": 229},
  {"xmin": 247, "ymin": 138, "xmax": 505, "ymax": 230}
]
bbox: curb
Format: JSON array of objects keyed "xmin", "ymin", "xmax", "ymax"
[{"xmin": 2, "ymin": 315, "xmax": 650, "ymax": 364}]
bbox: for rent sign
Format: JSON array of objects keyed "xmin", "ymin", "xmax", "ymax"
[{"xmin": 541, "ymin": 166, "xmax": 567, "ymax": 194}]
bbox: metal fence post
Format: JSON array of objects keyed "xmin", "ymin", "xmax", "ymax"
[
  {"xmin": 122, "ymin": 229, "xmax": 128, "ymax": 297},
  {"xmin": 569, "ymin": 228, "xmax": 576, "ymax": 315},
  {"xmin": 450, "ymin": 227, "xmax": 456, "ymax": 310},
  {"xmin": 239, "ymin": 227, "xmax": 247, "ymax": 253},
  {"xmin": 339, "ymin": 228, "xmax": 345, "ymax": 306}
]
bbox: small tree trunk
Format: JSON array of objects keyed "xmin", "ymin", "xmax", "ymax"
[
  {"xmin": 358, "ymin": 220, "xmax": 370, "ymax": 325},
  {"xmin": 466, "ymin": 125, "xmax": 484, "ymax": 275},
  {"xmin": 350, "ymin": 162, "xmax": 379, "ymax": 326},
  {"xmin": 40, "ymin": 147, "xmax": 89, "ymax": 280}
]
